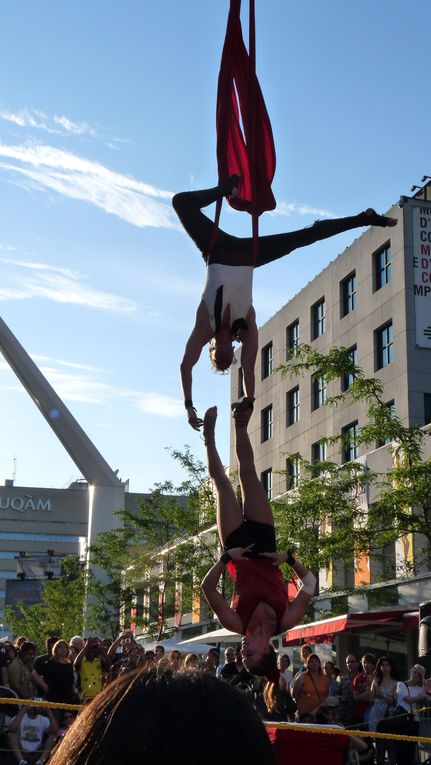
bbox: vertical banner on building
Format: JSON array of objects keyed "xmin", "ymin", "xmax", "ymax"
[
  {"xmin": 412, "ymin": 205, "xmax": 431, "ymax": 347},
  {"xmin": 354, "ymin": 456, "xmax": 371, "ymax": 586}
]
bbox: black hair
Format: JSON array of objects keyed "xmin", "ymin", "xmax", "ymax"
[
  {"xmin": 19, "ymin": 641, "xmax": 36, "ymax": 657},
  {"xmin": 374, "ymin": 656, "xmax": 398, "ymax": 685},
  {"xmin": 49, "ymin": 669, "xmax": 276, "ymax": 765},
  {"xmin": 251, "ymin": 645, "xmax": 278, "ymax": 678}
]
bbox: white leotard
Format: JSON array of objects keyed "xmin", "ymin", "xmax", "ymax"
[{"xmin": 202, "ymin": 263, "xmax": 253, "ymax": 334}]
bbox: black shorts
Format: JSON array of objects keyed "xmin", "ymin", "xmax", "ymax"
[{"xmin": 224, "ymin": 520, "xmax": 276, "ymax": 556}]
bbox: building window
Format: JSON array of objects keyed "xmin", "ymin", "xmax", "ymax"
[
  {"xmin": 262, "ymin": 342, "xmax": 273, "ymax": 379},
  {"xmin": 311, "ymin": 440, "xmax": 327, "ymax": 463},
  {"xmin": 425, "ymin": 394, "xmax": 431, "ymax": 426},
  {"xmin": 374, "ymin": 243, "xmax": 392, "ymax": 291},
  {"xmin": 286, "ymin": 455, "xmax": 300, "ymax": 490},
  {"xmin": 340, "ymin": 271, "xmax": 356, "ymax": 317},
  {"xmin": 261, "ymin": 468, "xmax": 273, "ymax": 500},
  {"xmin": 286, "ymin": 319, "xmax": 299, "ymax": 358},
  {"xmin": 311, "ymin": 298, "xmax": 326, "ymax": 339},
  {"xmin": 261, "ymin": 405, "xmax": 273, "ymax": 442},
  {"xmin": 377, "ymin": 400, "xmax": 395, "ymax": 447},
  {"xmin": 375, "ymin": 321, "xmax": 393, "ymax": 370},
  {"xmin": 287, "ymin": 387, "xmax": 300, "ymax": 426},
  {"xmin": 0, "ymin": 532, "xmax": 81, "ymax": 543},
  {"xmin": 342, "ymin": 421, "xmax": 359, "ymax": 463},
  {"xmin": 341, "ymin": 345, "xmax": 358, "ymax": 391},
  {"xmin": 312, "ymin": 375, "xmax": 327, "ymax": 410}
]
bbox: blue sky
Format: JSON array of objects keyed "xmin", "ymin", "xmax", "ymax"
[{"xmin": 0, "ymin": 0, "xmax": 429, "ymax": 492}]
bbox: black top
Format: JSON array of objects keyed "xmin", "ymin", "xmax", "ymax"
[
  {"xmin": 34, "ymin": 652, "xmax": 50, "ymax": 675},
  {"xmin": 42, "ymin": 659, "xmax": 75, "ymax": 703}
]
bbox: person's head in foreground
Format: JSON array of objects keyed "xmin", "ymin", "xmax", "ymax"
[{"xmin": 49, "ymin": 668, "xmax": 276, "ymax": 765}]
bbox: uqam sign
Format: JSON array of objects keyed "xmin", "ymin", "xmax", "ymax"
[{"xmin": 0, "ymin": 495, "xmax": 52, "ymax": 512}]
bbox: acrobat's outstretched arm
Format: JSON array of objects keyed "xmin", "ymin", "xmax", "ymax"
[
  {"xmin": 201, "ymin": 548, "xmax": 251, "ymax": 633},
  {"xmin": 180, "ymin": 301, "xmax": 213, "ymax": 430},
  {"xmin": 238, "ymin": 306, "xmax": 258, "ymax": 403}
]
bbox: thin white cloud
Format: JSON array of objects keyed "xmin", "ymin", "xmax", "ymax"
[
  {"xmin": 0, "ymin": 142, "xmax": 179, "ymax": 230},
  {"xmin": 20, "ymin": 272, "xmax": 137, "ymax": 312},
  {"xmin": 32, "ymin": 355, "xmax": 105, "ymax": 373},
  {"xmin": 0, "ymin": 257, "xmax": 138, "ymax": 312},
  {"xmin": 134, "ymin": 393, "xmax": 184, "ymax": 419},
  {"xmin": 0, "ymin": 358, "xmax": 184, "ymax": 419},
  {"xmin": 271, "ymin": 200, "xmax": 336, "ymax": 219},
  {"xmin": 0, "ymin": 108, "xmax": 96, "ymax": 138},
  {"xmin": 0, "ymin": 255, "xmax": 79, "ymax": 278},
  {"xmin": 53, "ymin": 115, "xmax": 96, "ymax": 137}
]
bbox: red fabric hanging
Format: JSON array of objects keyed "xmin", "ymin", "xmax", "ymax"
[{"xmin": 216, "ymin": 0, "xmax": 276, "ymax": 217}]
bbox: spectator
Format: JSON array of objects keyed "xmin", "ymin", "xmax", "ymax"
[
  {"xmin": 13, "ymin": 637, "xmax": 28, "ymax": 651},
  {"xmin": 56, "ymin": 710, "xmax": 77, "ymax": 740},
  {"xmin": 8, "ymin": 642, "xmax": 38, "ymax": 700},
  {"xmin": 292, "ymin": 654, "xmax": 329, "ymax": 721},
  {"xmin": 234, "ymin": 646, "xmax": 244, "ymax": 672},
  {"xmin": 8, "ymin": 701, "xmax": 58, "ymax": 765},
  {"xmin": 278, "ymin": 654, "xmax": 293, "ymax": 687},
  {"xmin": 299, "ymin": 645, "xmax": 312, "ymax": 671},
  {"xmin": 154, "ymin": 645, "xmax": 165, "ymax": 664},
  {"xmin": 369, "ymin": 656, "xmax": 398, "ymax": 765},
  {"xmin": 323, "ymin": 660, "xmax": 340, "ymax": 697},
  {"xmin": 183, "ymin": 653, "xmax": 200, "ymax": 670},
  {"xmin": 353, "ymin": 653, "xmax": 376, "ymax": 727},
  {"xmin": 107, "ymin": 631, "xmax": 137, "ymax": 679},
  {"xmin": 33, "ymin": 637, "xmax": 60, "ymax": 677},
  {"xmin": 41, "ymin": 640, "xmax": 79, "ymax": 724},
  {"xmin": 314, "ymin": 695, "xmax": 340, "ymax": 725},
  {"xmin": 49, "ymin": 670, "xmax": 276, "ymax": 765},
  {"xmin": 202, "ymin": 648, "xmax": 219, "ymax": 676},
  {"xmin": 143, "ymin": 651, "xmax": 156, "ymax": 670},
  {"xmin": 167, "ymin": 650, "xmax": 182, "ymax": 673},
  {"xmin": 392, "ymin": 664, "xmax": 428, "ymax": 765},
  {"xmin": 69, "ymin": 636, "xmax": 84, "ymax": 654},
  {"xmin": 217, "ymin": 647, "xmax": 239, "ymax": 681},
  {"xmin": 339, "ymin": 654, "xmax": 360, "ymax": 726},
  {"xmin": 291, "ymin": 644, "xmax": 313, "ymax": 686},
  {"xmin": 74, "ymin": 638, "xmax": 111, "ymax": 703},
  {"xmin": 0, "ymin": 640, "xmax": 16, "ymax": 686}
]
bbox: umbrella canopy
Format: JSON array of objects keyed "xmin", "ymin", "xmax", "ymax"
[
  {"xmin": 135, "ymin": 638, "xmax": 215, "ymax": 654},
  {"xmin": 179, "ymin": 627, "xmax": 242, "ymax": 645}
]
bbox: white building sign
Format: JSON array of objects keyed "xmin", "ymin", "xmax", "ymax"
[{"xmin": 412, "ymin": 205, "xmax": 431, "ymax": 348}]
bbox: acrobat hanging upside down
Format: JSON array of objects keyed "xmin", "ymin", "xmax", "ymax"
[{"xmin": 174, "ymin": 176, "xmax": 397, "ymax": 431}]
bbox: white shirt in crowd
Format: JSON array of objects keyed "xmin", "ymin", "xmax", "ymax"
[{"xmin": 14, "ymin": 713, "xmax": 50, "ymax": 752}]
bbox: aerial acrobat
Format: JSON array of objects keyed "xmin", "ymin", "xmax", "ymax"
[
  {"xmin": 174, "ymin": 179, "xmax": 397, "ymax": 430},
  {"xmin": 175, "ymin": 0, "xmax": 397, "ymax": 431}
]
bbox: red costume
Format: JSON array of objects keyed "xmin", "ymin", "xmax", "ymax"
[{"xmin": 228, "ymin": 558, "xmax": 288, "ymax": 634}]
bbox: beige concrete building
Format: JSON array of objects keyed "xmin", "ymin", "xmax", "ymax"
[
  {"xmin": 228, "ymin": 191, "xmax": 431, "ymax": 663},
  {"xmin": 0, "ymin": 481, "xmax": 149, "ymax": 632}
]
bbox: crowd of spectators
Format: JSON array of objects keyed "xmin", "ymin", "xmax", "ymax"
[{"xmin": 0, "ymin": 634, "xmax": 430, "ymax": 764}]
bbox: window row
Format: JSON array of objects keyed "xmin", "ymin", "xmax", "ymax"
[
  {"xmin": 275, "ymin": 244, "xmax": 392, "ymax": 361},
  {"xmin": 259, "ymin": 392, "xmax": 428, "ymax": 497},
  {"xmin": 258, "ymin": 318, "xmax": 394, "ymax": 389}
]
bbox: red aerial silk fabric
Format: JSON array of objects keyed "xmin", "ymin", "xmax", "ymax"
[{"xmin": 216, "ymin": 0, "xmax": 276, "ymax": 216}]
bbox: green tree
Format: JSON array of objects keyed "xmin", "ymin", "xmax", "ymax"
[
  {"xmin": 5, "ymin": 556, "xmax": 88, "ymax": 650},
  {"xmin": 274, "ymin": 344, "xmax": 431, "ymax": 588},
  {"xmin": 88, "ymin": 446, "xmax": 219, "ymax": 639}
]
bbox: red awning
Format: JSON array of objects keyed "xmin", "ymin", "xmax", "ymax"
[{"xmin": 283, "ymin": 607, "xmax": 418, "ymax": 646}]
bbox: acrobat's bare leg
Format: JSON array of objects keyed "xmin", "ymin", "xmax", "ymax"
[
  {"xmin": 203, "ymin": 407, "xmax": 243, "ymax": 545},
  {"xmin": 234, "ymin": 409, "xmax": 274, "ymax": 526}
]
